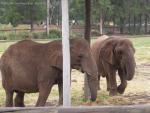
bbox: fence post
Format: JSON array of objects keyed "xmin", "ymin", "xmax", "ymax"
[
  {"xmin": 46, "ymin": 0, "xmax": 50, "ymax": 36},
  {"xmin": 61, "ymin": 0, "xmax": 71, "ymax": 106}
]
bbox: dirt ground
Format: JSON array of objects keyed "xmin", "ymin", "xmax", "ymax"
[
  {"xmin": 121, "ymin": 63, "xmax": 150, "ymax": 105},
  {"xmin": 69, "ymin": 62, "xmax": 150, "ymax": 106}
]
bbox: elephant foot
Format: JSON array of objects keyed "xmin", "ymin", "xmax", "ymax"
[
  {"xmin": 117, "ymin": 85, "xmax": 125, "ymax": 94},
  {"xmin": 15, "ymin": 103, "xmax": 25, "ymax": 107},
  {"xmin": 15, "ymin": 99, "xmax": 25, "ymax": 107},
  {"xmin": 107, "ymin": 87, "xmax": 110, "ymax": 91},
  {"xmin": 109, "ymin": 89, "xmax": 117, "ymax": 96}
]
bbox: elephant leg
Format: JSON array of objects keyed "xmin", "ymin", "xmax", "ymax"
[
  {"xmin": 117, "ymin": 69, "xmax": 127, "ymax": 94},
  {"xmin": 58, "ymin": 82, "xmax": 63, "ymax": 105},
  {"xmin": 36, "ymin": 82, "xmax": 52, "ymax": 107},
  {"xmin": 106, "ymin": 75, "xmax": 110, "ymax": 91},
  {"xmin": 14, "ymin": 91, "xmax": 25, "ymax": 107},
  {"xmin": 108, "ymin": 70, "xmax": 117, "ymax": 96},
  {"xmin": 5, "ymin": 90, "xmax": 14, "ymax": 107},
  {"xmin": 98, "ymin": 74, "xmax": 101, "ymax": 90}
]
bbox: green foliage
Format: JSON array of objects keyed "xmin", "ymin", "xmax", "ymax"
[
  {"xmin": 69, "ymin": 0, "xmax": 85, "ymax": 23},
  {"xmin": 0, "ymin": 0, "xmax": 149, "ymax": 34},
  {"xmin": 5, "ymin": 12, "xmax": 23, "ymax": 27},
  {"xmin": 0, "ymin": 0, "xmax": 46, "ymax": 27},
  {"xmin": 92, "ymin": 0, "xmax": 113, "ymax": 22},
  {"xmin": 49, "ymin": 0, "xmax": 61, "ymax": 24},
  {"xmin": 32, "ymin": 32, "xmax": 46, "ymax": 39},
  {"xmin": 0, "ymin": 29, "xmax": 61, "ymax": 40},
  {"xmin": 48, "ymin": 30, "xmax": 61, "ymax": 39},
  {"xmin": 31, "ymin": 30, "xmax": 62, "ymax": 39},
  {"xmin": 0, "ymin": 32, "xmax": 31, "ymax": 40}
]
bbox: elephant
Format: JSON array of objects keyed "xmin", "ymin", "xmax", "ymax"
[
  {"xmin": 91, "ymin": 36, "xmax": 136, "ymax": 96},
  {"xmin": 0, "ymin": 38, "xmax": 98, "ymax": 107}
]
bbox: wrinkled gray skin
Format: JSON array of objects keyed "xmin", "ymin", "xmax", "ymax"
[
  {"xmin": 0, "ymin": 38, "xmax": 98, "ymax": 107},
  {"xmin": 91, "ymin": 36, "xmax": 136, "ymax": 96}
]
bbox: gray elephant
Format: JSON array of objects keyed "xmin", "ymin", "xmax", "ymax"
[
  {"xmin": 91, "ymin": 36, "xmax": 136, "ymax": 96},
  {"xmin": 0, "ymin": 38, "xmax": 98, "ymax": 107}
]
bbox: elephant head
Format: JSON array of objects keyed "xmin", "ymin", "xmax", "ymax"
[
  {"xmin": 51, "ymin": 38, "xmax": 98, "ymax": 101},
  {"xmin": 70, "ymin": 38, "xmax": 98, "ymax": 101},
  {"xmin": 101, "ymin": 38, "xmax": 136, "ymax": 81}
]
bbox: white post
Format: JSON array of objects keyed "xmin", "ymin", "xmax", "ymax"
[
  {"xmin": 61, "ymin": 0, "xmax": 71, "ymax": 106},
  {"xmin": 46, "ymin": 0, "xmax": 50, "ymax": 35}
]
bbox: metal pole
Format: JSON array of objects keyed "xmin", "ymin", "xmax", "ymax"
[
  {"xmin": 47, "ymin": 0, "xmax": 50, "ymax": 35},
  {"xmin": 61, "ymin": 0, "xmax": 71, "ymax": 106}
]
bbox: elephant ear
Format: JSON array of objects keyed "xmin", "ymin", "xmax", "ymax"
[
  {"xmin": 51, "ymin": 51, "xmax": 62, "ymax": 70},
  {"xmin": 100, "ymin": 42, "xmax": 116, "ymax": 65}
]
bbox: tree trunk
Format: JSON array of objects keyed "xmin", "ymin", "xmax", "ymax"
[
  {"xmin": 145, "ymin": 14, "xmax": 148, "ymax": 34},
  {"xmin": 113, "ymin": 17, "xmax": 115, "ymax": 34},
  {"xmin": 128, "ymin": 13, "xmax": 131, "ymax": 34},
  {"xmin": 99, "ymin": 13, "xmax": 103, "ymax": 35},
  {"xmin": 47, "ymin": 0, "xmax": 50, "ymax": 36},
  {"xmin": 84, "ymin": 0, "xmax": 91, "ymax": 43},
  {"xmin": 30, "ymin": 0, "xmax": 36, "ymax": 32},
  {"xmin": 145, "ymin": 0, "xmax": 149, "ymax": 34},
  {"xmin": 30, "ymin": 22, "xmax": 34, "ymax": 32},
  {"xmin": 133, "ymin": 15, "xmax": 136, "ymax": 34},
  {"xmin": 84, "ymin": 0, "xmax": 91, "ymax": 101},
  {"xmin": 139, "ymin": 14, "xmax": 142, "ymax": 34},
  {"xmin": 30, "ymin": 6, "xmax": 34, "ymax": 32},
  {"xmin": 120, "ymin": 17, "xmax": 124, "ymax": 34}
]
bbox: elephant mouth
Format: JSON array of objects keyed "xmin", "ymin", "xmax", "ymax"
[
  {"xmin": 72, "ymin": 64, "xmax": 84, "ymax": 72},
  {"xmin": 72, "ymin": 65, "xmax": 88, "ymax": 74}
]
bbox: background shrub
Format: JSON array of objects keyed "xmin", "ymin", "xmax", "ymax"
[
  {"xmin": 47, "ymin": 29, "xmax": 61, "ymax": 39},
  {"xmin": 7, "ymin": 32, "xmax": 31, "ymax": 40},
  {"xmin": 32, "ymin": 32, "xmax": 47, "ymax": 39},
  {"xmin": 0, "ymin": 29, "xmax": 61, "ymax": 40}
]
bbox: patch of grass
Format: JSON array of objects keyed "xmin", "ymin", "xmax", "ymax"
[
  {"xmin": 0, "ymin": 41, "xmax": 16, "ymax": 54},
  {"xmin": 97, "ymin": 91, "xmax": 110, "ymax": 101},
  {"xmin": 130, "ymin": 37, "xmax": 150, "ymax": 48},
  {"xmin": 130, "ymin": 37, "xmax": 150, "ymax": 63}
]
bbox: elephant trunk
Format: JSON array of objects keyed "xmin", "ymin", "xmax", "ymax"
[
  {"xmin": 81, "ymin": 54, "xmax": 98, "ymax": 101},
  {"xmin": 86, "ymin": 74, "xmax": 98, "ymax": 101},
  {"xmin": 123, "ymin": 55, "xmax": 136, "ymax": 81}
]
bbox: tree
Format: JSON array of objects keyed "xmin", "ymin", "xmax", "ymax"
[
  {"xmin": 0, "ymin": 0, "xmax": 23, "ymax": 27},
  {"xmin": 92, "ymin": 0, "xmax": 113, "ymax": 35},
  {"xmin": 0, "ymin": 0, "xmax": 46, "ymax": 30},
  {"xmin": 49, "ymin": 0, "xmax": 61, "ymax": 25},
  {"xmin": 16, "ymin": 0, "xmax": 46, "ymax": 31},
  {"xmin": 144, "ymin": 0, "xmax": 150, "ymax": 34},
  {"xmin": 69, "ymin": 0, "xmax": 85, "ymax": 24}
]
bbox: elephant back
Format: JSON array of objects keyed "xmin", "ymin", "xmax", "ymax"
[{"xmin": 91, "ymin": 35, "xmax": 109, "ymax": 77}]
